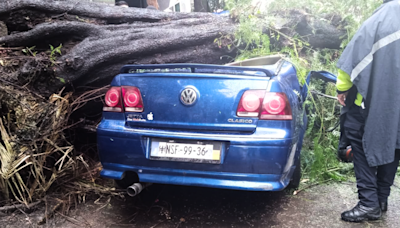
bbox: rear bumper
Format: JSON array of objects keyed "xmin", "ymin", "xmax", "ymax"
[
  {"xmin": 101, "ymin": 163, "xmax": 296, "ymax": 191},
  {"xmin": 97, "ymin": 119, "xmax": 299, "ymax": 191}
]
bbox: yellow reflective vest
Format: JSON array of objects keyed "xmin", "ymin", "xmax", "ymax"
[{"xmin": 336, "ymin": 69, "xmax": 363, "ymax": 106}]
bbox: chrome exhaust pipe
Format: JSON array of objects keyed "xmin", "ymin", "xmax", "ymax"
[{"xmin": 127, "ymin": 183, "xmax": 151, "ymax": 197}]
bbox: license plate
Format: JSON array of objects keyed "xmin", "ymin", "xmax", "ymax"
[{"xmin": 150, "ymin": 140, "xmax": 221, "ymax": 163}]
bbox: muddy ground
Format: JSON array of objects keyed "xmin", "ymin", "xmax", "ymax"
[{"xmin": 1, "ymin": 179, "xmax": 400, "ymax": 228}]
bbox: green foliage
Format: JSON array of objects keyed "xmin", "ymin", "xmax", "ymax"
[
  {"xmin": 302, "ymin": 80, "xmax": 353, "ymax": 183},
  {"xmin": 267, "ymin": 0, "xmax": 381, "ymax": 47},
  {"xmin": 49, "ymin": 44, "xmax": 62, "ymax": 66},
  {"xmin": 224, "ymin": 0, "xmax": 252, "ymax": 12},
  {"xmin": 223, "ymin": 0, "xmax": 382, "ymax": 184},
  {"xmin": 268, "ymin": 0, "xmax": 380, "ymax": 24},
  {"xmin": 57, "ymin": 77, "xmax": 66, "ymax": 84},
  {"xmin": 221, "ymin": 0, "xmax": 272, "ymax": 60},
  {"xmin": 22, "ymin": 46, "xmax": 37, "ymax": 57}
]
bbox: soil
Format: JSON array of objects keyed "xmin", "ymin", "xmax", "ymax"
[{"xmin": 1, "ymin": 179, "xmax": 400, "ymax": 228}]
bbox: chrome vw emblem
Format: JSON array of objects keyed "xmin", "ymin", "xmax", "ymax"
[{"xmin": 180, "ymin": 87, "xmax": 197, "ymax": 105}]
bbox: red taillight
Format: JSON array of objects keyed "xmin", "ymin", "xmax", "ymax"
[
  {"xmin": 243, "ymin": 94, "xmax": 261, "ymax": 111},
  {"xmin": 260, "ymin": 93, "xmax": 292, "ymax": 120},
  {"xmin": 237, "ymin": 91, "xmax": 292, "ymax": 120},
  {"xmin": 263, "ymin": 95, "xmax": 285, "ymax": 114},
  {"xmin": 237, "ymin": 90, "xmax": 265, "ymax": 117},
  {"xmin": 124, "ymin": 89, "xmax": 140, "ymax": 107},
  {"xmin": 122, "ymin": 86, "xmax": 144, "ymax": 112},
  {"xmin": 104, "ymin": 87, "xmax": 122, "ymax": 112}
]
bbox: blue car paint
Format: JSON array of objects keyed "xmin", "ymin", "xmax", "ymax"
[
  {"xmin": 120, "ymin": 74, "xmax": 269, "ymax": 132},
  {"xmin": 97, "ymin": 61, "xmax": 336, "ymax": 191}
]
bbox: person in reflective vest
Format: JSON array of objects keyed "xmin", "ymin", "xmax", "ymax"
[{"xmin": 336, "ymin": 0, "xmax": 400, "ymax": 223}]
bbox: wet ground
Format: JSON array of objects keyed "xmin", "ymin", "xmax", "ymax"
[{"xmin": 1, "ymin": 179, "xmax": 400, "ymax": 228}]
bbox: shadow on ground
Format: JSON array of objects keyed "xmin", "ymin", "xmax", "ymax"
[{"xmin": 1, "ymin": 180, "xmax": 400, "ymax": 228}]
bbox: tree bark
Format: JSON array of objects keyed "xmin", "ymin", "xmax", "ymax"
[
  {"xmin": 0, "ymin": 0, "xmax": 235, "ymax": 93},
  {"xmin": 268, "ymin": 10, "xmax": 346, "ymax": 50}
]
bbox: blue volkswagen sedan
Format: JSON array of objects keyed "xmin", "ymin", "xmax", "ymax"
[{"xmin": 97, "ymin": 55, "xmax": 336, "ymax": 194}]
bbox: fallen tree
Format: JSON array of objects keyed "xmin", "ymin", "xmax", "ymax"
[
  {"xmin": 0, "ymin": 0, "xmax": 347, "ymax": 204},
  {"xmin": 0, "ymin": 0, "xmax": 347, "ymax": 91},
  {"xmin": 0, "ymin": 0, "xmax": 236, "ymax": 94}
]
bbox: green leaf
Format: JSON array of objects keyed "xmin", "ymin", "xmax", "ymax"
[
  {"xmin": 57, "ymin": 77, "xmax": 66, "ymax": 84},
  {"xmin": 56, "ymin": 44, "xmax": 62, "ymax": 54}
]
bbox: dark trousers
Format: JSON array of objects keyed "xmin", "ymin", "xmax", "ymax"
[{"xmin": 344, "ymin": 105, "xmax": 400, "ymax": 208}]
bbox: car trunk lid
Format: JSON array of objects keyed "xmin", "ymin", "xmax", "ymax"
[{"xmin": 119, "ymin": 64, "xmax": 275, "ymax": 133}]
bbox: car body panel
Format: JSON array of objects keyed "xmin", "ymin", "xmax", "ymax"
[{"xmin": 120, "ymin": 73, "xmax": 270, "ymax": 132}]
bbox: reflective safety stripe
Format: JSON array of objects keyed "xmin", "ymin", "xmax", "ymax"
[{"xmin": 351, "ymin": 29, "xmax": 400, "ymax": 81}]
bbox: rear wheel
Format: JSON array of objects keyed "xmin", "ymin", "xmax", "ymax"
[{"xmin": 288, "ymin": 156, "xmax": 301, "ymax": 189}]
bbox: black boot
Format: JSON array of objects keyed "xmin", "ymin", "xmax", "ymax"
[
  {"xmin": 341, "ymin": 203, "xmax": 382, "ymax": 222},
  {"xmin": 380, "ymin": 201, "xmax": 388, "ymax": 212}
]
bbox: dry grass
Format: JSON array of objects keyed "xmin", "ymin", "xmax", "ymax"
[{"xmin": 0, "ymin": 84, "xmax": 119, "ymax": 206}]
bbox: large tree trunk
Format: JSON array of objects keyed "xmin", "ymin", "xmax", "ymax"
[
  {"xmin": 0, "ymin": 0, "xmax": 235, "ymax": 94},
  {"xmin": 0, "ymin": 0, "xmax": 347, "ymax": 94}
]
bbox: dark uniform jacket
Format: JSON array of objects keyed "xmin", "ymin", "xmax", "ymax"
[{"xmin": 337, "ymin": 0, "xmax": 400, "ymax": 166}]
